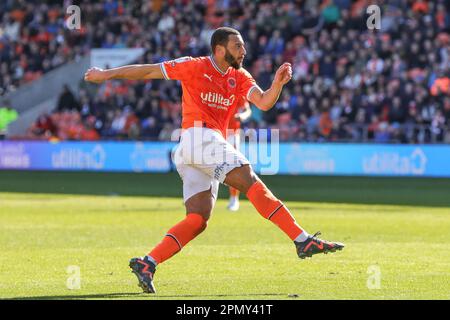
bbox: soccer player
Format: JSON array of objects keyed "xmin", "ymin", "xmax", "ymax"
[
  {"xmin": 84, "ymin": 27, "xmax": 344, "ymax": 294},
  {"xmin": 226, "ymin": 97, "xmax": 251, "ymax": 212}
]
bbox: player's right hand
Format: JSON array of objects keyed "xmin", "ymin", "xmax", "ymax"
[
  {"xmin": 84, "ymin": 67, "xmax": 108, "ymax": 83},
  {"xmin": 273, "ymin": 62, "xmax": 292, "ymax": 86}
]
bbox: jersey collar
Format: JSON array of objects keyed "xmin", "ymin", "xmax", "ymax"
[{"xmin": 209, "ymin": 55, "xmax": 230, "ymax": 76}]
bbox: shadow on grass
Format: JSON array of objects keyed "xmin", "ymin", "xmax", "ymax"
[
  {"xmin": 1, "ymin": 170, "xmax": 450, "ymax": 207},
  {"xmin": 5, "ymin": 292, "xmax": 289, "ymax": 300}
]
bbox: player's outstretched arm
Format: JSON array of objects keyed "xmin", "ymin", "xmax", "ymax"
[
  {"xmin": 84, "ymin": 64, "xmax": 164, "ymax": 83},
  {"xmin": 248, "ymin": 62, "xmax": 292, "ymax": 111}
]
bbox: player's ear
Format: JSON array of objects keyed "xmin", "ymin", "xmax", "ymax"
[{"xmin": 216, "ymin": 45, "xmax": 226, "ymax": 58}]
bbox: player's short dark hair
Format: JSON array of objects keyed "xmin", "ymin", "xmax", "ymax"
[{"xmin": 210, "ymin": 27, "xmax": 240, "ymax": 53}]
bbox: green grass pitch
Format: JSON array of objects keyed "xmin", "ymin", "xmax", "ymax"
[{"xmin": 0, "ymin": 171, "xmax": 449, "ymax": 300}]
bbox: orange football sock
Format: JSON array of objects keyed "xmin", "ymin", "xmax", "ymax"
[
  {"xmin": 246, "ymin": 181, "xmax": 305, "ymax": 241},
  {"xmin": 148, "ymin": 213, "xmax": 207, "ymax": 264},
  {"xmin": 229, "ymin": 187, "xmax": 239, "ymax": 198}
]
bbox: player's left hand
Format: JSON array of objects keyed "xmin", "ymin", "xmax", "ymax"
[{"xmin": 273, "ymin": 63, "xmax": 292, "ymax": 86}]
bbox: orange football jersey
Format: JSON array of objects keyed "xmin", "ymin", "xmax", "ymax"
[{"xmin": 160, "ymin": 56, "xmax": 257, "ymax": 137}]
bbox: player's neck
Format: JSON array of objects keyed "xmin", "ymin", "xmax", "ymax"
[{"xmin": 211, "ymin": 54, "xmax": 230, "ymax": 74}]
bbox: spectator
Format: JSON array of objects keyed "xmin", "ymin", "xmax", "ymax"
[
  {"xmin": 56, "ymin": 85, "xmax": 80, "ymax": 111},
  {"xmin": 319, "ymin": 108, "xmax": 333, "ymax": 138},
  {"xmin": 0, "ymin": 101, "xmax": 18, "ymax": 139},
  {"xmin": 80, "ymin": 116, "xmax": 100, "ymax": 141},
  {"xmin": 430, "ymin": 75, "xmax": 450, "ymax": 96},
  {"xmin": 28, "ymin": 113, "xmax": 57, "ymax": 139},
  {"xmin": 321, "ymin": 0, "xmax": 341, "ymax": 25}
]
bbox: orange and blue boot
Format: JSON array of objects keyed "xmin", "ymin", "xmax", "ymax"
[
  {"xmin": 129, "ymin": 256, "xmax": 157, "ymax": 293},
  {"xmin": 295, "ymin": 232, "xmax": 345, "ymax": 259}
]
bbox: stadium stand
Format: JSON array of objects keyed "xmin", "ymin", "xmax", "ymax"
[{"xmin": 1, "ymin": 0, "xmax": 449, "ymax": 143}]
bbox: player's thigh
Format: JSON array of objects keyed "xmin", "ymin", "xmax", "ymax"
[
  {"xmin": 223, "ymin": 164, "xmax": 259, "ymax": 194},
  {"xmin": 177, "ymin": 163, "xmax": 218, "ymax": 220},
  {"xmin": 194, "ymin": 129, "xmax": 250, "ymax": 183}
]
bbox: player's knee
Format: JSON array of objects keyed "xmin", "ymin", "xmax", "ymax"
[
  {"xmin": 185, "ymin": 189, "xmax": 215, "ymax": 221},
  {"xmin": 186, "ymin": 200, "xmax": 213, "ymax": 220},
  {"xmin": 239, "ymin": 166, "xmax": 259, "ymax": 193},
  {"xmin": 196, "ymin": 209, "xmax": 212, "ymax": 222},
  {"xmin": 199, "ymin": 216, "xmax": 208, "ymax": 232},
  {"xmin": 225, "ymin": 164, "xmax": 258, "ymax": 194}
]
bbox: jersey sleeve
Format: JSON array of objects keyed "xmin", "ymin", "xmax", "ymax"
[
  {"xmin": 159, "ymin": 56, "xmax": 197, "ymax": 82},
  {"xmin": 238, "ymin": 68, "xmax": 259, "ymax": 102}
]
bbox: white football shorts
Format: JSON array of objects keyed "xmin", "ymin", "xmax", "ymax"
[{"xmin": 173, "ymin": 127, "xmax": 249, "ymax": 202}]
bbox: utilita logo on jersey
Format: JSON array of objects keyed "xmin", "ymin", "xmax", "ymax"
[{"xmin": 200, "ymin": 92, "xmax": 235, "ymax": 110}]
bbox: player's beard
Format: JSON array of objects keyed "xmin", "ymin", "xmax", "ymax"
[{"xmin": 225, "ymin": 49, "xmax": 242, "ymax": 69}]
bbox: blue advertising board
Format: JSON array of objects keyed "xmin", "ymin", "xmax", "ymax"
[
  {"xmin": 1, "ymin": 141, "xmax": 449, "ymax": 177},
  {"xmin": 0, "ymin": 141, "xmax": 176, "ymax": 173},
  {"xmin": 247, "ymin": 143, "xmax": 450, "ymax": 177}
]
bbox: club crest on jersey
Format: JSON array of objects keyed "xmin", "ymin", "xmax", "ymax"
[{"xmin": 227, "ymin": 77, "xmax": 236, "ymax": 88}]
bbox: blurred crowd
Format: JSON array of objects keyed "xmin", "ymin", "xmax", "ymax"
[{"xmin": 1, "ymin": 0, "xmax": 450, "ymax": 143}]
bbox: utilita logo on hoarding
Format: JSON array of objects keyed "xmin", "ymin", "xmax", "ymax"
[
  {"xmin": 362, "ymin": 148, "xmax": 427, "ymax": 175},
  {"xmin": 51, "ymin": 145, "xmax": 106, "ymax": 170}
]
